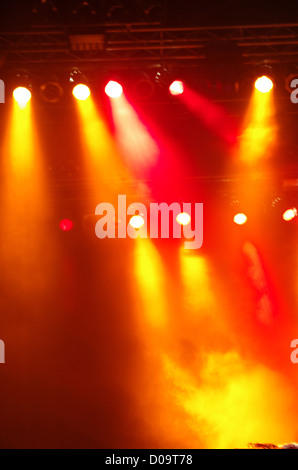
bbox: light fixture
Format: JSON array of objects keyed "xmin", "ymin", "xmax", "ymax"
[
  {"xmin": 13, "ymin": 86, "xmax": 31, "ymax": 106},
  {"xmin": 69, "ymin": 69, "xmax": 90, "ymax": 100},
  {"xmin": 233, "ymin": 213, "xmax": 248, "ymax": 225},
  {"xmin": 140, "ymin": 1, "xmax": 164, "ymax": 21},
  {"xmin": 271, "ymin": 195, "xmax": 298, "ymax": 222},
  {"xmin": 254, "ymin": 75, "xmax": 273, "ymax": 93},
  {"xmin": 283, "ymin": 207, "xmax": 297, "ymax": 222},
  {"xmin": 131, "ymin": 72, "xmax": 155, "ymax": 100},
  {"xmin": 176, "ymin": 212, "xmax": 191, "ymax": 225},
  {"xmin": 155, "ymin": 67, "xmax": 171, "ymax": 88},
  {"xmin": 106, "ymin": 1, "xmax": 129, "ymax": 21},
  {"xmin": 32, "ymin": 0, "xmax": 58, "ymax": 23},
  {"xmin": 59, "ymin": 219, "xmax": 74, "ymax": 231},
  {"xmin": 40, "ymin": 74, "xmax": 63, "ymax": 103},
  {"xmin": 12, "ymin": 70, "xmax": 32, "ymax": 106},
  {"xmin": 230, "ymin": 199, "xmax": 248, "ymax": 226},
  {"xmin": 72, "ymin": 83, "xmax": 90, "ymax": 100},
  {"xmin": 129, "ymin": 215, "xmax": 145, "ymax": 229},
  {"xmin": 169, "ymin": 80, "xmax": 185, "ymax": 96},
  {"xmin": 72, "ymin": 1, "xmax": 97, "ymax": 20},
  {"xmin": 105, "ymin": 80, "xmax": 123, "ymax": 99},
  {"xmin": 254, "ymin": 63, "xmax": 274, "ymax": 93}
]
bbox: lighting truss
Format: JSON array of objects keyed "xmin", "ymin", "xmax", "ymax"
[{"xmin": 1, "ymin": 22, "xmax": 298, "ymax": 66}]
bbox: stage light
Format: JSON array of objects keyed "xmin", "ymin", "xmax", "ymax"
[
  {"xmin": 129, "ymin": 215, "xmax": 145, "ymax": 229},
  {"xmin": 40, "ymin": 77, "xmax": 63, "ymax": 103},
  {"xmin": 233, "ymin": 213, "xmax": 247, "ymax": 225},
  {"xmin": 155, "ymin": 68, "xmax": 184, "ymax": 95},
  {"xmin": 254, "ymin": 76, "xmax": 273, "ymax": 93},
  {"xmin": 143, "ymin": 2, "xmax": 164, "ymax": 21},
  {"xmin": 13, "ymin": 70, "xmax": 33, "ymax": 107},
  {"xmin": 176, "ymin": 212, "xmax": 191, "ymax": 225},
  {"xmin": 169, "ymin": 80, "xmax": 184, "ymax": 96},
  {"xmin": 282, "ymin": 208, "xmax": 297, "ymax": 221},
  {"xmin": 69, "ymin": 68, "xmax": 90, "ymax": 100},
  {"xmin": 132, "ymin": 72, "xmax": 155, "ymax": 100},
  {"xmin": 105, "ymin": 80, "xmax": 123, "ymax": 99},
  {"xmin": 72, "ymin": 1, "xmax": 97, "ymax": 17},
  {"xmin": 59, "ymin": 219, "xmax": 74, "ymax": 231},
  {"xmin": 32, "ymin": 0, "xmax": 58, "ymax": 22},
  {"xmin": 106, "ymin": 1, "xmax": 128, "ymax": 21},
  {"xmin": 13, "ymin": 86, "xmax": 32, "ymax": 106},
  {"xmin": 72, "ymin": 83, "xmax": 90, "ymax": 100}
]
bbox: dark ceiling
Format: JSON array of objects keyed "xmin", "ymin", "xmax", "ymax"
[
  {"xmin": 1, "ymin": 1, "xmax": 298, "ymax": 186},
  {"xmin": 0, "ymin": 0, "xmax": 297, "ymax": 29}
]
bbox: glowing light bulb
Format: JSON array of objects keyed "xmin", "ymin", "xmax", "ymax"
[
  {"xmin": 129, "ymin": 215, "xmax": 144, "ymax": 229},
  {"xmin": 72, "ymin": 84, "xmax": 90, "ymax": 100},
  {"xmin": 176, "ymin": 212, "xmax": 191, "ymax": 225},
  {"xmin": 254, "ymin": 76, "xmax": 273, "ymax": 93},
  {"xmin": 59, "ymin": 219, "xmax": 74, "ymax": 231},
  {"xmin": 13, "ymin": 86, "xmax": 31, "ymax": 106},
  {"xmin": 283, "ymin": 208, "xmax": 297, "ymax": 221},
  {"xmin": 233, "ymin": 213, "xmax": 247, "ymax": 225},
  {"xmin": 169, "ymin": 80, "xmax": 185, "ymax": 96},
  {"xmin": 105, "ymin": 80, "xmax": 123, "ymax": 99}
]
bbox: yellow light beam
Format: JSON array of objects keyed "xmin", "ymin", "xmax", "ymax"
[
  {"xmin": 133, "ymin": 238, "xmax": 168, "ymax": 329},
  {"xmin": 179, "ymin": 248, "xmax": 216, "ymax": 315},
  {"xmin": 75, "ymin": 96, "xmax": 131, "ymax": 192},
  {"xmin": 0, "ymin": 97, "xmax": 57, "ymax": 295},
  {"xmin": 238, "ymin": 87, "xmax": 277, "ymax": 167},
  {"xmin": 162, "ymin": 351, "xmax": 298, "ymax": 449}
]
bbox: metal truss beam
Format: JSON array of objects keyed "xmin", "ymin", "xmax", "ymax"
[{"xmin": 1, "ymin": 22, "xmax": 298, "ymax": 67}]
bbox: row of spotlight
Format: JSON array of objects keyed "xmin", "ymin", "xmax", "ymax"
[
  {"xmin": 126, "ymin": 206, "xmax": 298, "ymax": 229},
  {"xmin": 12, "ymin": 74, "xmax": 274, "ymax": 106},
  {"xmin": 60, "ymin": 211, "xmax": 191, "ymax": 232},
  {"xmin": 234, "ymin": 207, "xmax": 297, "ymax": 225},
  {"xmin": 58, "ymin": 206, "xmax": 297, "ymax": 233},
  {"xmin": 12, "ymin": 75, "xmax": 186, "ymax": 106}
]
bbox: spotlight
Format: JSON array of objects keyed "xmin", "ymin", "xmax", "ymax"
[
  {"xmin": 12, "ymin": 70, "xmax": 32, "ymax": 106},
  {"xmin": 155, "ymin": 68, "xmax": 185, "ymax": 96},
  {"xmin": 40, "ymin": 78, "xmax": 63, "ymax": 103},
  {"xmin": 271, "ymin": 195, "xmax": 298, "ymax": 222},
  {"xmin": 72, "ymin": 1, "xmax": 97, "ymax": 20},
  {"xmin": 105, "ymin": 80, "xmax": 123, "ymax": 99},
  {"xmin": 230, "ymin": 199, "xmax": 248, "ymax": 226},
  {"xmin": 283, "ymin": 208, "xmax": 297, "ymax": 222},
  {"xmin": 129, "ymin": 215, "xmax": 145, "ymax": 229},
  {"xmin": 132, "ymin": 72, "xmax": 155, "ymax": 100},
  {"xmin": 72, "ymin": 83, "xmax": 90, "ymax": 100},
  {"xmin": 32, "ymin": 0, "xmax": 58, "ymax": 23},
  {"xmin": 13, "ymin": 86, "xmax": 32, "ymax": 106},
  {"xmin": 254, "ymin": 75, "xmax": 273, "ymax": 93},
  {"xmin": 106, "ymin": 1, "xmax": 129, "ymax": 21},
  {"xmin": 176, "ymin": 212, "xmax": 191, "ymax": 225},
  {"xmin": 59, "ymin": 219, "xmax": 74, "ymax": 231},
  {"xmin": 169, "ymin": 80, "xmax": 184, "ymax": 96},
  {"xmin": 233, "ymin": 213, "xmax": 247, "ymax": 225},
  {"xmin": 139, "ymin": 1, "xmax": 164, "ymax": 21},
  {"xmin": 155, "ymin": 67, "xmax": 172, "ymax": 88},
  {"xmin": 69, "ymin": 69, "xmax": 90, "ymax": 100}
]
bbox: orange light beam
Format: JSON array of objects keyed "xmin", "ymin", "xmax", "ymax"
[
  {"xmin": 74, "ymin": 95, "xmax": 138, "ymax": 203},
  {"xmin": 0, "ymin": 97, "xmax": 57, "ymax": 294},
  {"xmin": 237, "ymin": 86, "xmax": 277, "ymax": 167}
]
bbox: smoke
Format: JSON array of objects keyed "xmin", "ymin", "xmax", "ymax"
[
  {"xmin": 161, "ymin": 350, "xmax": 298, "ymax": 449},
  {"xmin": 130, "ymin": 247, "xmax": 298, "ymax": 449}
]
